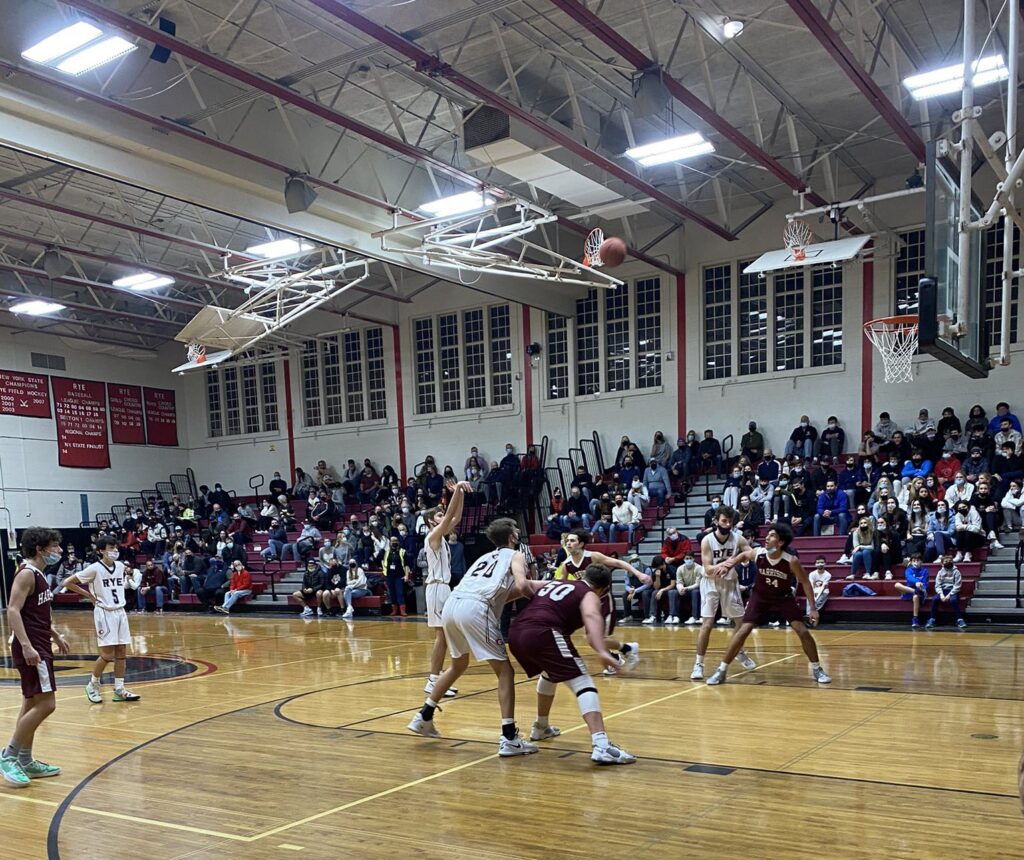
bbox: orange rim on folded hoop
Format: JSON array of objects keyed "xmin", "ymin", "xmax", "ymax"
[
  {"xmin": 186, "ymin": 342, "xmax": 207, "ymax": 364},
  {"xmin": 863, "ymin": 314, "xmax": 918, "ymax": 384},
  {"xmin": 583, "ymin": 227, "xmax": 605, "ymax": 268},
  {"xmin": 783, "ymin": 218, "xmax": 815, "ymax": 262}
]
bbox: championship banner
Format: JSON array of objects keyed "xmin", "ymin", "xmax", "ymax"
[
  {"xmin": 0, "ymin": 370, "xmax": 51, "ymax": 417},
  {"xmin": 143, "ymin": 386, "xmax": 179, "ymax": 447},
  {"xmin": 51, "ymin": 377, "xmax": 110, "ymax": 469},
  {"xmin": 107, "ymin": 383, "xmax": 146, "ymax": 445}
]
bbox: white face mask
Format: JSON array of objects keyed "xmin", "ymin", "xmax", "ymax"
[
  {"xmin": 106, "ymin": 550, "xmax": 120, "ymax": 561},
  {"xmin": 800, "ymin": 422, "xmax": 808, "ymax": 428}
]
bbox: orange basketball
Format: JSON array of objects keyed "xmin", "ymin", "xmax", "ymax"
[{"xmin": 598, "ymin": 236, "xmax": 627, "ymax": 267}]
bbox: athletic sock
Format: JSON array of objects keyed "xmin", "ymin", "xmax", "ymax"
[
  {"xmin": 114, "ymin": 677, "xmax": 125, "ymax": 692},
  {"xmin": 810, "ymin": 662, "xmax": 821, "ymax": 671},
  {"xmin": 17, "ymin": 747, "xmax": 32, "ymax": 766},
  {"xmin": 620, "ymin": 643, "xmax": 632, "ymax": 655},
  {"xmin": 2, "ymin": 742, "xmax": 18, "ymax": 759},
  {"xmin": 421, "ymin": 698, "xmax": 438, "ymax": 720},
  {"xmin": 717, "ymin": 662, "xmax": 729, "ymax": 672},
  {"xmin": 428, "ymin": 674, "xmax": 439, "ymax": 683},
  {"xmin": 693, "ymin": 656, "xmax": 704, "ymax": 665},
  {"xmin": 591, "ymin": 731, "xmax": 609, "ymax": 749},
  {"xmin": 501, "ymin": 719, "xmax": 517, "ymax": 740},
  {"xmin": 534, "ymin": 716, "xmax": 549, "ymax": 729},
  {"xmin": 89, "ymin": 674, "xmax": 101, "ymax": 686}
]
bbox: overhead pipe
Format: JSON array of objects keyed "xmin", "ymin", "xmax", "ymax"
[
  {"xmin": 784, "ymin": 0, "xmax": 926, "ymax": 164},
  {"xmin": 293, "ymin": 0, "xmax": 736, "ymax": 241}
]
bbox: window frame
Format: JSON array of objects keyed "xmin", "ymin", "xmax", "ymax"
[
  {"xmin": 205, "ymin": 355, "xmax": 281, "ymax": 439},
  {"xmin": 300, "ymin": 328, "xmax": 388, "ymax": 428}
]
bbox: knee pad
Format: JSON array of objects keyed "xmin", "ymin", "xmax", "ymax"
[
  {"xmin": 566, "ymin": 674, "xmax": 600, "ymax": 716},
  {"xmin": 536, "ymin": 674, "xmax": 557, "ymax": 696}
]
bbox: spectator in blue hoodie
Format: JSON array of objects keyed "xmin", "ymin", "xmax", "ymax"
[
  {"xmin": 901, "ymin": 449, "xmax": 933, "ymax": 483},
  {"xmin": 837, "ymin": 455, "xmax": 859, "ymax": 509},
  {"xmin": 894, "ymin": 551, "xmax": 929, "ymax": 628},
  {"xmin": 814, "ymin": 479, "xmax": 850, "ymax": 536},
  {"xmin": 987, "ymin": 401, "xmax": 1022, "ymax": 435}
]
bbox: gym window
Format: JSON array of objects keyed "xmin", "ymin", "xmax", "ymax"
[
  {"xmin": 206, "ymin": 358, "xmax": 280, "ymax": 438},
  {"xmin": 301, "ymin": 328, "xmax": 387, "ymax": 427}
]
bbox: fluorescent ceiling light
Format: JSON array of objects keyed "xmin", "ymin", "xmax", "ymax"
[
  {"xmin": 419, "ymin": 191, "xmax": 496, "ymax": 217},
  {"xmin": 723, "ymin": 19, "xmax": 744, "ymax": 39},
  {"xmin": 112, "ymin": 272, "xmax": 174, "ymax": 290},
  {"xmin": 903, "ymin": 55, "xmax": 1008, "ymax": 100},
  {"xmin": 56, "ymin": 35, "xmax": 136, "ymax": 75},
  {"xmin": 22, "ymin": 22, "xmax": 101, "ymax": 64},
  {"xmin": 9, "ymin": 299, "xmax": 66, "ymax": 316},
  {"xmin": 245, "ymin": 238, "xmax": 314, "ymax": 258},
  {"xmin": 625, "ymin": 133, "xmax": 715, "ymax": 166}
]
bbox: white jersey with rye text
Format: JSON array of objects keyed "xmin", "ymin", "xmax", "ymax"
[
  {"xmin": 451, "ymin": 547, "xmax": 517, "ymax": 608},
  {"xmin": 78, "ymin": 560, "xmax": 129, "ymax": 608},
  {"xmin": 701, "ymin": 530, "xmax": 740, "ymax": 590},
  {"xmin": 424, "ymin": 537, "xmax": 452, "ymax": 585}
]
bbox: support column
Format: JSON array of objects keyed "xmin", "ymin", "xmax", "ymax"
[
  {"xmin": 392, "ymin": 326, "xmax": 407, "ymax": 481},
  {"xmin": 861, "ymin": 260, "xmax": 875, "ymax": 435},
  {"xmin": 282, "ymin": 358, "xmax": 296, "ymax": 481},
  {"xmin": 676, "ymin": 273, "xmax": 687, "ymax": 438},
  {"xmin": 523, "ymin": 305, "xmax": 534, "ymax": 447}
]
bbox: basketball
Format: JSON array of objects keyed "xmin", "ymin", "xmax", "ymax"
[{"xmin": 598, "ymin": 236, "xmax": 627, "ymax": 267}]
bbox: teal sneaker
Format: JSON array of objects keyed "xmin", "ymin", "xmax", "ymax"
[
  {"xmin": 0, "ymin": 756, "xmax": 29, "ymax": 788},
  {"xmin": 85, "ymin": 681, "xmax": 103, "ymax": 704},
  {"xmin": 21, "ymin": 759, "xmax": 61, "ymax": 779},
  {"xmin": 925, "ymin": 618, "xmax": 935, "ymax": 629},
  {"xmin": 113, "ymin": 688, "xmax": 141, "ymax": 702}
]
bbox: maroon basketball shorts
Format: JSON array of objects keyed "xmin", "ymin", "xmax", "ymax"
[
  {"xmin": 742, "ymin": 591, "xmax": 804, "ymax": 626},
  {"xmin": 509, "ymin": 624, "xmax": 589, "ymax": 683},
  {"xmin": 15, "ymin": 659, "xmax": 56, "ymax": 698},
  {"xmin": 602, "ymin": 592, "xmax": 617, "ymax": 636}
]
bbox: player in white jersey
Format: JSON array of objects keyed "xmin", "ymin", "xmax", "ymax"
[
  {"xmin": 423, "ymin": 480, "xmax": 473, "ymax": 699},
  {"xmin": 61, "ymin": 536, "xmax": 141, "ymax": 704},
  {"xmin": 408, "ymin": 517, "xmax": 545, "ymax": 756},
  {"xmin": 690, "ymin": 505, "xmax": 757, "ymax": 681}
]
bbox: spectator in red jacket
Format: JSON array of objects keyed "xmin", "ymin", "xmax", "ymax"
[
  {"xmin": 136, "ymin": 561, "xmax": 168, "ymax": 613},
  {"xmin": 216, "ymin": 561, "xmax": 252, "ymax": 614},
  {"xmin": 660, "ymin": 527, "xmax": 692, "ymax": 573},
  {"xmin": 934, "ymin": 450, "xmax": 961, "ymax": 487},
  {"xmin": 226, "ymin": 513, "xmax": 252, "ymax": 544}
]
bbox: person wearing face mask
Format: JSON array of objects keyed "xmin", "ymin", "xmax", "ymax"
[
  {"xmin": 816, "ymin": 417, "xmax": 845, "ymax": 461},
  {"xmin": 837, "ymin": 457, "xmax": 859, "ymax": 509},
  {"xmin": 925, "ymin": 503, "xmax": 955, "ymax": 563},
  {"xmin": 61, "ymin": 535, "xmax": 141, "ymax": 705},
  {"xmin": 643, "ymin": 458, "xmax": 672, "ymax": 506},
  {"xmin": 944, "ymin": 472, "xmax": 974, "ymax": 508},
  {"xmin": 649, "ymin": 431, "xmax": 671, "ymax": 467},
  {"xmin": 293, "ymin": 560, "xmax": 325, "ymax": 618},
  {"xmin": 1000, "ymin": 480, "xmax": 1024, "ymax": 532},
  {"xmin": 216, "ymin": 561, "xmax": 252, "ymax": 615},
  {"xmin": 669, "ymin": 437, "xmax": 691, "ymax": 487},
  {"xmin": 972, "ymin": 481, "xmax": 1002, "ymax": 548},
  {"xmin": 771, "ymin": 476, "xmax": 793, "ymax": 521},
  {"xmin": 674, "ymin": 551, "xmax": 704, "ymax": 624},
  {"xmin": 698, "ymin": 429, "xmax": 724, "ymax": 476},
  {"xmin": 935, "ymin": 448, "xmax": 961, "ymax": 486},
  {"xmin": 702, "ymin": 496, "xmax": 724, "ymax": 534},
  {"xmin": 845, "ymin": 517, "xmax": 876, "ymax": 580},
  {"xmin": 750, "ymin": 479, "xmax": 775, "ymax": 521},
  {"xmin": 927, "ymin": 554, "xmax": 968, "ymax": 629},
  {"xmin": 952, "ymin": 502, "xmax": 984, "ymax": 562},
  {"xmin": 879, "ymin": 453, "xmax": 903, "ymax": 486},
  {"xmin": 994, "ymin": 442, "xmax": 1024, "ymax": 499},
  {"xmin": 857, "ymin": 431, "xmax": 881, "ymax": 462},
  {"xmin": 814, "ymin": 480, "xmax": 849, "ymax": 537},
  {"xmin": 884, "ymin": 498, "xmax": 909, "ymax": 538},
  {"xmin": 894, "ymin": 551, "xmax": 929, "ymax": 629},
  {"xmin": 874, "ymin": 411, "xmax": 899, "ymax": 441},
  {"xmin": 962, "ymin": 447, "xmax": 989, "ymax": 482},
  {"xmin": 883, "ymin": 430, "xmax": 913, "ymax": 465},
  {"xmin": 784, "ymin": 416, "xmax": 817, "ymax": 461},
  {"xmin": 722, "ymin": 466, "xmax": 746, "ymax": 508},
  {"xmin": 901, "ymin": 449, "xmax": 933, "ymax": 483},
  {"xmin": 740, "ymin": 421, "xmax": 765, "ymax": 463},
  {"xmin": 872, "ymin": 516, "xmax": 901, "ymax": 580},
  {"xmin": 787, "ymin": 479, "xmax": 817, "ymax": 536},
  {"xmin": 905, "ymin": 501, "xmax": 929, "ymax": 558}
]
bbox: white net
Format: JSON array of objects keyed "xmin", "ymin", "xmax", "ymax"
[
  {"xmin": 863, "ymin": 317, "xmax": 918, "ymax": 383},
  {"xmin": 186, "ymin": 342, "xmax": 206, "ymax": 364},
  {"xmin": 783, "ymin": 219, "xmax": 815, "ymax": 260},
  {"xmin": 583, "ymin": 228, "xmax": 605, "ymax": 267}
]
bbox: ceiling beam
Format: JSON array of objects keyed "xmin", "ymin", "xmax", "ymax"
[
  {"xmin": 784, "ymin": 0, "xmax": 926, "ymax": 163},
  {"xmin": 0, "ymin": 284, "xmax": 181, "ymax": 330},
  {"xmin": 300, "ymin": 0, "xmax": 736, "ymax": 241}
]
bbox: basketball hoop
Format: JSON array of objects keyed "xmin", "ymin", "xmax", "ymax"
[
  {"xmin": 186, "ymin": 342, "xmax": 207, "ymax": 365},
  {"xmin": 863, "ymin": 315, "xmax": 918, "ymax": 384},
  {"xmin": 583, "ymin": 228, "xmax": 605, "ymax": 268},
  {"xmin": 783, "ymin": 219, "xmax": 815, "ymax": 262}
]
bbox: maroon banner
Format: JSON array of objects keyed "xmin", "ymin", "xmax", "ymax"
[
  {"xmin": 0, "ymin": 370, "xmax": 51, "ymax": 418},
  {"xmin": 143, "ymin": 387, "xmax": 178, "ymax": 447},
  {"xmin": 107, "ymin": 383, "xmax": 145, "ymax": 445},
  {"xmin": 51, "ymin": 377, "xmax": 110, "ymax": 469}
]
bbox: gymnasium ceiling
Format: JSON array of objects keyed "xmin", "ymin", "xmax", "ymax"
[{"xmin": 0, "ymin": 0, "xmax": 1007, "ymax": 350}]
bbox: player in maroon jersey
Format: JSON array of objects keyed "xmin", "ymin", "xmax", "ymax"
[
  {"xmin": 509, "ymin": 564, "xmax": 635, "ymax": 764},
  {"xmin": 705, "ymin": 522, "xmax": 832, "ymax": 686},
  {"xmin": 2, "ymin": 527, "xmax": 71, "ymax": 788}
]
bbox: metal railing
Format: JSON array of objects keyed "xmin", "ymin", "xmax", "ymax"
[{"xmin": 1015, "ymin": 540, "xmax": 1023, "ymax": 608}]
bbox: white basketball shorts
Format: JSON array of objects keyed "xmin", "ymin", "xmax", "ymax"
[
  {"xmin": 95, "ymin": 607, "xmax": 132, "ymax": 647},
  {"xmin": 699, "ymin": 577, "xmax": 745, "ymax": 620},
  {"xmin": 441, "ymin": 595, "xmax": 507, "ymax": 662},
  {"xmin": 425, "ymin": 582, "xmax": 451, "ymax": 628}
]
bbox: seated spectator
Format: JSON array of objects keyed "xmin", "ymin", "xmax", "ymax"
[
  {"xmin": 901, "ymin": 449, "xmax": 932, "ymax": 483},
  {"xmin": 642, "ymin": 556, "xmax": 678, "ymax": 625},
  {"xmin": 872, "ymin": 516, "xmax": 902, "ymax": 579},
  {"xmin": 965, "ymin": 403, "xmax": 988, "ymax": 435},
  {"xmin": 340, "ymin": 560, "xmax": 370, "ymax": 619},
  {"xmin": 208, "ymin": 483, "xmax": 232, "ymax": 513},
  {"xmin": 293, "ymin": 560, "xmax": 324, "ymax": 618},
  {"xmin": 784, "ymin": 416, "xmax": 817, "ymax": 461},
  {"xmin": 697, "ymin": 429, "xmax": 723, "ymax": 476},
  {"xmin": 570, "ymin": 466, "xmax": 595, "ymax": 501},
  {"xmin": 905, "ymin": 500, "xmax": 929, "ymax": 558},
  {"xmin": 178, "ymin": 547, "xmax": 206, "ymax": 595},
  {"xmin": 993, "ymin": 441, "xmax": 1024, "ymax": 498},
  {"xmin": 816, "ymin": 416, "xmax": 846, "ymax": 460},
  {"xmin": 907, "ymin": 408, "xmax": 935, "ymax": 437},
  {"xmin": 883, "ymin": 430, "xmax": 912, "ymax": 464},
  {"xmin": 972, "ymin": 479, "xmax": 1002, "ymax": 548},
  {"xmin": 944, "ymin": 472, "xmax": 974, "ymax": 508},
  {"xmin": 268, "ymin": 470, "xmax": 288, "ymax": 498},
  {"xmin": 750, "ymin": 478, "xmax": 775, "ymax": 521},
  {"xmin": 874, "ymin": 411, "xmax": 898, "ymax": 440},
  {"xmin": 341, "ymin": 460, "xmax": 360, "ymax": 497},
  {"xmin": 208, "ymin": 503, "xmax": 229, "ymax": 533},
  {"xmin": 809, "ymin": 456, "xmax": 838, "ymax": 495},
  {"xmin": 883, "ymin": 497, "xmax": 909, "ymax": 538},
  {"xmin": 722, "ymin": 464, "xmax": 746, "ymax": 508},
  {"xmin": 313, "ymin": 458, "xmax": 336, "ymax": 489},
  {"xmin": 227, "ymin": 513, "xmax": 252, "ymax": 544},
  {"xmin": 422, "ymin": 465, "xmax": 443, "ymax": 504},
  {"xmin": 925, "ymin": 501, "xmax": 955, "ymax": 562},
  {"xmin": 136, "ymin": 561, "xmax": 168, "ymax": 613},
  {"xmin": 643, "ymin": 458, "xmax": 671, "ymax": 506},
  {"xmin": 963, "ymin": 447, "xmax": 989, "ymax": 482},
  {"xmin": 198, "ymin": 563, "xmax": 227, "ymax": 612},
  {"xmin": 660, "ymin": 528, "xmax": 691, "ymax": 572},
  {"xmin": 627, "ymin": 478, "xmax": 649, "ymax": 512},
  {"xmin": 596, "ymin": 493, "xmax": 640, "ymax": 545},
  {"xmin": 786, "ymin": 478, "xmax": 816, "ymax": 536},
  {"xmin": 935, "ymin": 449, "xmax": 961, "ymax": 486},
  {"xmin": 915, "ymin": 426, "xmax": 945, "ymax": 463},
  {"xmin": 618, "ymin": 457, "xmax": 640, "ymax": 489},
  {"xmin": 1002, "ymin": 480, "xmax": 1024, "ymax": 532},
  {"xmin": 944, "ymin": 427, "xmax": 968, "ymax": 455},
  {"xmin": 814, "ymin": 480, "xmax": 849, "ymax": 536},
  {"xmin": 845, "ymin": 517, "xmax": 876, "ymax": 580},
  {"xmin": 894, "ymin": 551, "xmax": 929, "ymax": 628},
  {"xmin": 936, "ymin": 406, "xmax": 962, "ymax": 440},
  {"xmin": 220, "ymin": 534, "xmax": 247, "ymax": 569},
  {"xmin": 838, "ymin": 455, "xmax": 859, "ymax": 507},
  {"xmin": 952, "ymin": 501, "xmax": 984, "ymax": 562},
  {"xmin": 215, "ymin": 561, "xmax": 252, "ymax": 615},
  {"xmin": 614, "ymin": 436, "xmax": 635, "ymax": 469},
  {"xmin": 857, "ymin": 431, "xmax": 881, "ymax": 462},
  {"xmin": 258, "ymin": 498, "xmax": 278, "ymax": 531},
  {"xmin": 261, "ymin": 519, "xmax": 288, "ymax": 562},
  {"xmin": 357, "ymin": 464, "xmax": 380, "ymax": 504},
  {"xmin": 740, "ymin": 421, "xmax": 765, "ymax": 462},
  {"xmin": 55, "ymin": 548, "xmax": 83, "ymax": 590},
  {"xmin": 141, "ymin": 517, "xmax": 167, "ymax": 558},
  {"xmin": 735, "ymin": 495, "xmax": 764, "ymax": 532},
  {"xmin": 285, "ymin": 519, "xmax": 321, "ymax": 564},
  {"xmin": 757, "ymin": 449, "xmax": 781, "ymax": 484},
  {"xmin": 650, "ymin": 431, "xmax": 671, "ymax": 467},
  {"xmin": 668, "ymin": 437, "xmax": 691, "ymax": 485},
  {"xmin": 988, "ymin": 401, "xmax": 1022, "ymax": 435},
  {"xmin": 927, "ymin": 554, "xmax": 967, "ymax": 630},
  {"xmin": 674, "ymin": 549, "xmax": 703, "ymax": 624},
  {"xmin": 809, "ymin": 556, "xmax": 831, "ymax": 610},
  {"xmin": 319, "ymin": 559, "xmax": 345, "ymax": 616},
  {"xmin": 561, "ymin": 486, "xmax": 592, "ymax": 531},
  {"xmin": 545, "ymin": 489, "xmax": 566, "ymax": 540},
  {"xmin": 309, "ymin": 491, "xmax": 334, "ymax": 530}
]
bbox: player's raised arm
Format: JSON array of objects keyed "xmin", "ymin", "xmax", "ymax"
[
  {"xmin": 592, "ymin": 550, "xmax": 650, "ymax": 585},
  {"xmin": 580, "ymin": 591, "xmax": 619, "ymax": 669},
  {"xmin": 429, "ymin": 481, "xmax": 471, "ymax": 550},
  {"xmin": 789, "ymin": 556, "xmax": 819, "ymax": 627}
]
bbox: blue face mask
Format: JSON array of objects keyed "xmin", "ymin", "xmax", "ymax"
[{"xmin": 42, "ymin": 551, "xmax": 61, "ymax": 565}]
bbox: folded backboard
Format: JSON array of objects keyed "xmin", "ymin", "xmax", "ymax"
[{"xmin": 742, "ymin": 235, "xmax": 872, "ymax": 275}]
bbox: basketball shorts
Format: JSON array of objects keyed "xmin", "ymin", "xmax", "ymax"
[
  {"xmin": 509, "ymin": 624, "xmax": 588, "ymax": 683},
  {"xmin": 95, "ymin": 606, "xmax": 131, "ymax": 647},
  {"xmin": 441, "ymin": 596, "xmax": 507, "ymax": 662},
  {"xmin": 700, "ymin": 577, "xmax": 745, "ymax": 619},
  {"xmin": 602, "ymin": 591, "xmax": 617, "ymax": 636},
  {"xmin": 742, "ymin": 591, "xmax": 805, "ymax": 626},
  {"xmin": 424, "ymin": 582, "xmax": 451, "ymax": 628},
  {"xmin": 15, "ymin": 659, "xmax": 55, "ymax": 699}
]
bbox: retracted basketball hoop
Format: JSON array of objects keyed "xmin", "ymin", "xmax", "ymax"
[
  {"xmin": 863, "ymin": 315, "xmax": 918, "ymax": 384},
  {"xmin": 186, "ymin": 342, "xmax": 207, "ymax": 364},
  {"xmin": 583, "ymin": 227, "xmax": 605, "ymax": 268},
  {"xmin": 783, "ymin": 219, "xmax": 815, "ymax": 262}
]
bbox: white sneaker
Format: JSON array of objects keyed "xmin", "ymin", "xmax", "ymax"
[
  {"xmin": 591, "ymin": 743, "xmax": 636, "ymax": 765},
  {"xmin": 498, "ymin": 733, "xmax": 538, "ymax": 757},
  {"xmin": 407, "ymin": 713, "xmax": 440, "ymax": 738},
  {"xmin": 665, "ymin": 616, "xmax": 679, "ymax": 625},
  {"xmin": 737, "ymin": 651, "xmax": 757, "ymax": 671},
  {"xmin": 706, "ymin": 667, "xmax": 728, "ymax": 685},
  {"xmin": 642, "ymin": 616, "xmax": 656, "ymax": 625},
  {"xmin": 684, "ymin": 616, "xmax": 699, "ymax": 625},
  {"xmin": 690, "ymin": 663, "xmax": 704, "ymax": 681},
  {"xmin": 768, "ymin": 620, "xmax": 781, "ymax": 628},
  {"xmin": 953, "ymin": 552, "xmax": 963, "ymax": 563},
  {"xmin": 992, "ymin": 540, "xmax": 1004, "ymax": 550},
  {"xmin": 300, "ymin": 607, "xmax": 314, "ymax": 618},
  {"xmin": 423, "ymin": 678, "xmax": 457, "ymax": 698},
  {"xmin": 963, "ymin": 552, "xmax": 972, "ymax": 562},
  {"xmin": 716, "ymin": 617, "xmax": 730, "ymax": 626},
  {"xmin": 837, "ymin": 554, "xmax": 851, "ymax": 565},
  {"xmin": 317, "ymin": 607, "xmax": 324, "ymax": 617},
  {"xmin": 884, "ymin": 571, "xmax": 893, "ymax": 580},
  {"xmin": 623, "ymin": 643, "xmax": 640, "ymax": 669},
  {"xmin": 987, "ymin": 530, "xmax": 997, "ymax": 541},
  {"xmin": 342, "ymin": 607, "xmax": 354, "ymax": 619},
  {"xmin": 602, "ymin": 657, "xmax": 623, "ymax": 676},
  {"xmin": 529, "ymin": 722, "xmax": 561, "ymax": 741},
  {"xmin": 812, "ymin": 666, "xmax": 833, "ymax": 684},
  {"xmin": 844, "ymin": 574, "xmax": 855, "ymax": 581}
]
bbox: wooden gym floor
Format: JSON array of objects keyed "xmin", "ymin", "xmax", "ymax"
[{"xmin": 1, "ymin": 613, "xmax": 1022, "ymax": 859}]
